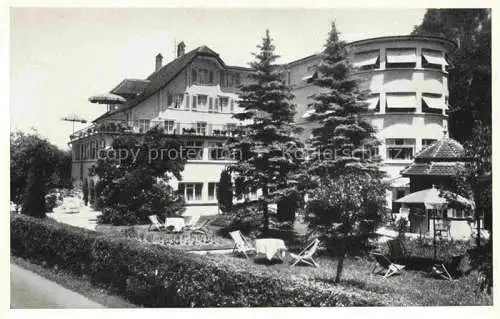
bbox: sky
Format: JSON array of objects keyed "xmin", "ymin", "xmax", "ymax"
[{"xmin": 10, "ymin": 8, "xmax": 426, "ymax": 149}]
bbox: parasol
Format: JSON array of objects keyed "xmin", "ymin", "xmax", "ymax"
[
  {"xmin": 396, "ymin": 185, "xmax": 475, "ymax": 259},
  {"xmin": 88, "ymin": 92, "xmax": 127, "ymax": 104},
  {"xmin": 61, "ymin": 113, "xmax": 88, "ymax": 134}
]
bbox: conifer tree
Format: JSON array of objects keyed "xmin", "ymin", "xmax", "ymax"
[
  {"xmin": 217, "ymin": 168, "xmax": 233, "ymax": 214},
  {"xmin": 230, "ymin": 30, "xmax": 303, "ymax": 233},
  {"xmin": 305, "ymin": 22, "xmax": 387, "ymax": 282},
  {"xmin": 308, "ymin": 23, "xmax": 380, "ymax": 177}
]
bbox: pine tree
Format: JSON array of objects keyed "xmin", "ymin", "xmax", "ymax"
[
  {"xmin": 217, "ymin": 168, "xmax": 233, "ymax": 214},
  {"xmin": 308, "ymin": 22, "xmax": 380, "ymax": 177},
  {"xmin": 305, "ymin": 22, "xmax": 387, "ymax": 282},
  {"xmin": 21, "ymin": 145, "xmax": 47, "ymax": 218},
  {"xmin": 230, "ymin": 29, "xmax": 303, "ymax": 234}
]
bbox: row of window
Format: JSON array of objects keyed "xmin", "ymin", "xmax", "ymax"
[
  {"xmin": 385, "ymin": 138, "xmax": 437, "ymax": 160},
  {"xmin": 191, "ymin": 68, "xmax": 241, "ymax": 87},
  {"xmin": 160, "ymin": 93, "xmax": 234, "ymax": 113},
  {"xmin": 135, "ymin": 119, "xmax": 237, "ymax": 137},
  {"xmin": 178, "ymin": 182, "xmax": 219, "ymax": 202},
  {"xmin": 74, "ymin": 139, "xmax": 106, "ymax": 160},
  {"xmin": 368, "ymin": 93, "xmax": 447, "ymax": 113},
  {"xmin": 353, "ymin": 48, "xmax": 449, "ymax": 71}
]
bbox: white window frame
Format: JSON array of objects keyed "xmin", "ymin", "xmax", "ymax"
[
  {"xmin": 197, "ymin": 95, "xmax": 208, "ymax": 107},
  {"xmin": 208, "ymin": 182, "xmax": 219, "ymax": 200},
  {"xmin": 138, "ymin": 119, "xmax": 151, "ymax": 133},
  {"xmin": 173, "ymin": 94, "xmax": 184, "ymax": 109},
  {"xmin": 164, "ymin": 120, "xmax": 175, "ymax": 133},
  {"xmin": 180, "ymin": 183, "xmax": 203, "ymax": 202},
  {"xmin": 386, "ymin": 138, "xmax": 415, "ymax": 160},
  {"xmin": 219, "ymin": 96, "xmax": 229, "ymax": 112},
  {"xmin": 196, "ymin": 122, "xmax": 207, "ymax": 135}
]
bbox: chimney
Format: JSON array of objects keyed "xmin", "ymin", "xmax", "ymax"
[
  {"xmin": 177, "ymin": 41, "xmax": 186, "ymax": 58},
  {"xmin": 155, "ymin": 53, "xmax": 163, "ymax": 72}
]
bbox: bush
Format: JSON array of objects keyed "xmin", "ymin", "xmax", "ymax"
[{"xmin": 11, "ymin": 214, "xmax": 382, "ymax": 307}]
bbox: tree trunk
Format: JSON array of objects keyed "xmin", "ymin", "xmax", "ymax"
[
  {"xmin": 335, "ymin": 240, "xmax": 346, "ymax": 283},
  {"xmin": 262, "ymin": 185, "xmax": 269, "ymax": 234}
]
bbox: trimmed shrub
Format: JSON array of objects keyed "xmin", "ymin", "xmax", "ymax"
[{"xmin": 11, "ymin": 214, "xmax": 383, "ymax": 307}]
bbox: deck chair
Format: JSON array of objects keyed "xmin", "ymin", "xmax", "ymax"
[
  {"xmin": 290, "ymin": 239, "xmax": 320, "ymax": 267},
  {"xmin": 183, "ymin": 216, "xmax": 210, "ymax": 234},
  {"xmin": 431, "ymin": 263, "xmax": 453, "ymax": 281},
  {"xmin": 370, "ymin": 252, "xmax": 405, "ymax": 278},
  {"xmin": 148, "ymin": 215, "xmax": 165, "ymax": 231},
  {"xmin": 229, "ymin": 230, "xmax": 255, "ymax": 258}
]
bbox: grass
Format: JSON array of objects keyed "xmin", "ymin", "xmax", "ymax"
[
  {"xmin": 207, "ymin": 253, "xmax": 492, "ymax": 306},
  {"xmin": 11, "ymin": 256, "xmax": 137, "ymax": 308},
  {"xmin": 93, "ymin": 217, "xmax": 491, "ymax": 306}
]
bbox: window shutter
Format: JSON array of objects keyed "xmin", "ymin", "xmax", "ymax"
[
  {"xmin": 214, "ymin": 98, "xmax": 219, "ymax": 112},
  {"xmin": 192, "ymin": 95, "xmax": 197, "ymax": 109},
  {"xmin": 230, "ymin": 99, "xmax": 234, "ymax": 112},
  {"xmin": 208, "ymin": 123, "xmax": 213, "ymax": 135},
  {"xmin": 185, "ymin": 94, "xmax": 190, "ymax": 109},
  {"xmin": 176, "ymin": 122, "xmax": 181, "ymax": 134},
  {"xmin": 209, "ymin": 97, "xmax": 213, "ymax": 111}
]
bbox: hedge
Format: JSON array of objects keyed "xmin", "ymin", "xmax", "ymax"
[{"xmin": 11, "ymin": 214, "xmax": 384, "ymax": 307}]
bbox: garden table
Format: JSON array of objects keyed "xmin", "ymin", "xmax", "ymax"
[
  {"xmin": 165, "ymin": 217, "xmax": 185, "ymax": 232},
  {"xmin": 255, "ymin": 238, "xmax": 287, "ymax": 261}
]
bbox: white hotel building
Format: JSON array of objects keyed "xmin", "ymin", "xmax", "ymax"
[
  {"xmin": 70, "ymin": 35, "xmax": 457, "ymax": 216},
  {"xmin": 286, "ymin": 35, "xmax": 457, "ymax": 209}
]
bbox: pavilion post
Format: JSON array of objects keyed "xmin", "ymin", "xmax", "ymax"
[{"xmin": 432, "ymin": 209, "xmax": 437, "ymax": 260}]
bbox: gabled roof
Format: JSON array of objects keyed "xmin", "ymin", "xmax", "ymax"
[
  {"xmin": 93, "ymin": 45, "xmax": 239, "ymax": 123},
  {"xmin": 414, "ymin": 137, "xmax": 466, "ymax": 161}
]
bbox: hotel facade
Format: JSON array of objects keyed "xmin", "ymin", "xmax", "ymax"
[
  {"xmin": 70, "ymin": 35, "xmax": 457, "ymax": 216},
  {"xmin": 286, "ymin": 35, "xmax": 456, "ymax": 210}
]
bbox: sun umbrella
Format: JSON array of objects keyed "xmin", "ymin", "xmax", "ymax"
[
  {"xmin": 61, "ymin": 113, "xmax": 88, "ymax": 134},
  {"xmin": 396, "ymin": 186, "xmax": 475, "ymax": 259},
  {"xmin": 88, "ymin": 92, "xmax": 127, "ymax": 104},
  {"xmin": 395, "ymin": 186, "xmax": 474, "ymax": 209}
]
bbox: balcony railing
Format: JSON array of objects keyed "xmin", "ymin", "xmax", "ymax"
[{"xmin": 69, "ymin": 120, "xmax": 243, "ymax": 141}]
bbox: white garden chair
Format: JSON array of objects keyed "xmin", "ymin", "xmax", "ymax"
[
  {"xmin": 290, "ymin": 239, "xmax": 320, "ymax": 267},
  {"xmin": 229, "ymin": 230, "xmax": 255, "ymax": 259}
]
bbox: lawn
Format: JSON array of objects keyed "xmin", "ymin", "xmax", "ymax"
[
  {"xmin": 206, "ymin": 253, "xmax": 492, "ymax": 306},
  {"xmin": 94, "ymin": 217, "xmax": 491, "ymax": 306}
]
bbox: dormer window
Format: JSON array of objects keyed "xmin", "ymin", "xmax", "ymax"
[
  {"xmin": 173, "ymin": 94, "xmax": 184, "ymax": 109},
  {"xmin": 386, "ymin": 48, "xmax": 417, "ymax": 68},
  {"xmin": 197, "ymin": 95, "xmax": 208, "ymax": 107}
]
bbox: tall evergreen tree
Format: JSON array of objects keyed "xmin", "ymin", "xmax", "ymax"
[
  {"xmin": 305, "ymin": 22, "xmax": 387, "ymax": 282},
  {"xmin": 308, "ymin": 22, "xmax": 380, "ymax": 177},
  {"xmin": 217, "ymin": 168, "xmax": 233, "ymax": 214},
  {"xmin": 230, "ymin": 30, "xmax": 303, "ymax": 233},
  {"xmin": 21, "ymin": 144, "xmax": 48, "ymax": 218}
]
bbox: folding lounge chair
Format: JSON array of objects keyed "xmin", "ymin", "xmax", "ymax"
[
  {"xmin": 432, "ymin": 263, "xmax": 453, "ymax": 281},
  {"xmin": 370, "ymin": 252, "xmax": 405, "ymax": 278},
  {"xmin": 148, "ymin": 215, "xmax": 165, "ymax": 231},
  {"xmin": 290, "ymin": 239, "xmax": 320, "ymax": 267},
  {"xmin": 183, "ymin": 216, "xmax": 210, "ymax": 234},
  {"xmin": 229, "ymin": 230, "xmax": 255, "ymax": 258}
]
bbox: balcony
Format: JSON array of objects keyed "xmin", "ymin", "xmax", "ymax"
[{"xmin": 69, "ymin": 120, "xmax": 243, "ymax": 141}]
